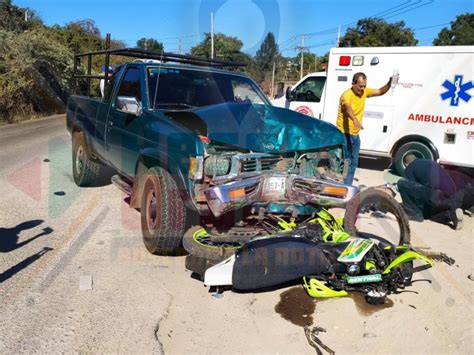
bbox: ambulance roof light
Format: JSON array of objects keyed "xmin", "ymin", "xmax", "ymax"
[
  {"xmin": 339, "ymin": 56, "xmax": 351, "ymax": 66},
  {"xmin": 370, "ymin": 56, "xmax": 380, "ymax": 65}
]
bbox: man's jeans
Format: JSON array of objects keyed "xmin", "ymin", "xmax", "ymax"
[{"xmin": 344, "ymin": 134, "xmax": 361, "ymax": 185}]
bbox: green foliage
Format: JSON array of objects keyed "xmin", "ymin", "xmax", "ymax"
[
  {"xmin": 340, "ymin": 18, "xmax": 417, "ymax": 47},
  {"xmin": 255, "ymin": 32, "xmax": 280, "ymax": 81},
  {"xmin": 191, "ymin": 32, "xmax": 245, "ymax": 61},
  {"xmin": 0, "ymin": 0, "xmax": 40, "ymax": 32},
  {"xmin": 0, "ymin": 1, "xmax": 124, "ymax": 123},
  {"xmin": 433, "ymin": 13, "xmax": 474, "ymax": 45},
  {"xmin": 0, "ymin": 27, "xmax": 74, "ymax": 122},
  {"xmin": 281, "ymin": 52, "xmax": 327, "ymax": 82},
  {"xmin": 136, "ymin": 37, "xmax": 163, "ymax": 52}
]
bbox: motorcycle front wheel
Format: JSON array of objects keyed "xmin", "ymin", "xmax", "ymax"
[
  {"xmin": 183, "ymin": 225, "xmax": 250, "ymax": 261},
  {"xmin": 343, "ymin": 188, "xmax": 411, "ymax": 246}
]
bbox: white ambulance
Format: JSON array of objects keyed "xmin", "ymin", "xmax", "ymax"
[{"xmin": 272, "ymin": 46, "xmax": 474, "ymax": 175}]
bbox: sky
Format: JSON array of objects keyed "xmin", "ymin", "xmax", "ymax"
[{"xmin": 13, "ymin": 0, "xmax": 474, "ymax": 57}]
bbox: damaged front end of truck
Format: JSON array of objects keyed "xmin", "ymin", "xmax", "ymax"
[{"xmin": 171, "ymin": 102, "xmax": 358, "ymax": 219}]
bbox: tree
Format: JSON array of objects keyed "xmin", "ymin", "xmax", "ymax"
[
  {"xmin": 255, "ymin": 32, "xmax": 280, "ymax": 81},
  {"xmin": 433, "ymin": 13, "xmax": 474, "ymax": 46},
  {"xmin": 51, "ymin": 19, "xmax": 103, "ymax": 52},
  {"xmin": 340, "ymin": 18, "xmax": 417, "ymax": 47},
  {"xmin": 136, "ymin": 37, "xmax": 163, "ymax": 52},
  {"xmin": 0, "ymin": 0, "xmax": 40, "ymax": 32},
  {"xmin": 191, "ymin": 32, "xmax": 245, "ymax": 61}
]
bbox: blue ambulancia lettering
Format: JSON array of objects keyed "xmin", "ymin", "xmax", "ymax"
[{"xmin": 440, "ymin": 75, "xmax": 473, "ymax": 107}]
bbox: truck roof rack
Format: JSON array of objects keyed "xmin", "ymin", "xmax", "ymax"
[
  {"xmin": 75, "ymin": 47, "xmax": 247, "ymax": 68},
  {"xmin": 73, "ymin": 34, "xmax": 246, "ymax": 95}
]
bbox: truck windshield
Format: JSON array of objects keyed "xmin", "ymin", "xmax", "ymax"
[{"xmin": 147, "ymin": 67, "xmax": 270, "ymax": 110}]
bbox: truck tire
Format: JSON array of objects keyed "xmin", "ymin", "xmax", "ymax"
[
  {"xmin": 343, "ymin": 188, "xmax": 410, "ymax": 246},
  {"xmin": 393, "ymin": 141, "xmax": 434, "ymax": 176},
  {"xmin": 140, "ymin": 167, "xmax": 186, "ymax": 255},
  {"xmin": 72, "ymin": 132, "xmax": 103, "ymax": 187}
]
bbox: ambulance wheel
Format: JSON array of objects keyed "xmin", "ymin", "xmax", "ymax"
[{"xmin": 393, "ymin": 141, "xmax": 434, "ymax": 176}]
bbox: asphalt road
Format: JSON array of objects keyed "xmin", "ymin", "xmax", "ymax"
[{"xmin": 0, "ymin": 116, "xmax": 472, "ymax": 353}]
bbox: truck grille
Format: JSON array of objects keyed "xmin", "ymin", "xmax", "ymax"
[{"xmin": 240, "ymin": 155, "xmax": 281, "ymax": 173}]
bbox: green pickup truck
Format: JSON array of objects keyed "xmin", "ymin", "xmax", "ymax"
[{"xmin": 67, "ymin": 48, "xmax": 358, "ymax": 257}]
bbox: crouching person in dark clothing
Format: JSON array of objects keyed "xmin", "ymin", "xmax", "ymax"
[{"xmin": 397, "ymin": 154, "xmax": 473, "ymax": 230}]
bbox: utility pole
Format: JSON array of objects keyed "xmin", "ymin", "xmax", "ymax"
[
  {"xmin": 24, "ymin": 10, "xmax": 28, "ymax": 22},
  {"xmin": 271, "ymin": 62, "xmax": 276, "ymax": 98},
  {"xmin": 299, "ymin": 35, "xmax": 305, "ymax": 79},
  {"xmin": 211, "ymin": 12, "xmax": 214, "ymax": 59},
  {"xmin": 178, "ymin": 39, "xmax": 182, "ymax": 54},
  {"xmin": 336, "ymin": 25, "xmax": 341, "ymax": 47}
]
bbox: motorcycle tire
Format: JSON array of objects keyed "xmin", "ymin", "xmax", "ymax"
[
  {"xmin": 343, "ymin": 188, "xmax": 411, "ymax": 246},
  {"xmin": 184, "ymin": 254, "xmax": 219, "ymax": 280},
  {"xmin": 183, "ymin": 225, "xmax": 245, "ymax": 262}
]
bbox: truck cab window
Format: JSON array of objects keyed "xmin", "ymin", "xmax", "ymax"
[
  {"xmin": 232, "ymin": 81, "xmax": 265, "ymax": 104},
  {"xmin": 117, "ymin": 67, "xmax": 141, "ymax": 102},
  {"xmin": 147, "ymin": 67, "xmax": 269, "ymax": 110},
  {"xmin": 294, "ymin": 77, "xmax": 326, "ymax": 102}
]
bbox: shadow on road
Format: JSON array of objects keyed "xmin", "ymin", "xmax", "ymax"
[
  {"xmin": 0, "ymin": 220, "xmax": 53, "ymax": 253},
  {"xmin": 0, "ymin": 247, "xmax": 53, "ymax": 283}
]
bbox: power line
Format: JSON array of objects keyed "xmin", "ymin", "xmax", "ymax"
[
  {"xmin": 281, "ymin": 0, "xmax": 436, "ymax": 57},
  {"xmin": 383, "ymin": 0, "xmax": 435, "ymax": 20},
  {"xmin": 413, "ymin": 22, "xmax": 450, "ymax": 31},
  {"xmin": 278, "ymin": 35, "xmax": 298, "ymax": 48},
  {"xmin": 301, "ymin": 0, "xmax": 434, "ymax": 38}
]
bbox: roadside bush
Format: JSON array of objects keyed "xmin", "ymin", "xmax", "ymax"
[{"xmin": 0, "ymin": 28, "xmax": 74, "ymax": 123}]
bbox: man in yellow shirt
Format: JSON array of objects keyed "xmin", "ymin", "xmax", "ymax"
[{"xmin": 337, "ymin": 72, "xmax": 392, "ymax": 185}]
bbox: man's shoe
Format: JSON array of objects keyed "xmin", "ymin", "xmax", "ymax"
[{"xmin": 450, "ymin": 208, "xmax": 464, "ymax": 231}]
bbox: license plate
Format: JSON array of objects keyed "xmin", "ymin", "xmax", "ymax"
[{"xmin": 262, "ymin": 177, "xmax": 286, "ymax": 196}]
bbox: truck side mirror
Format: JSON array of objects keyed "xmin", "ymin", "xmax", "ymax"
[
  {"xmin": 285, "ymin": 86, "xmax": 294, "ymax": 101},
  {"xmin": 116, "ymin": 96, "xmax": 143, "ymax": 116}
]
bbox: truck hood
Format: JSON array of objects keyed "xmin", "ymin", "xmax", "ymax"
[{"xmin": 189, "ymin": 103, "xmax": 345, "ymax": 153}]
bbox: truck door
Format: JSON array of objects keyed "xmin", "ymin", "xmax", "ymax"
[
  {"xmin": 94, "ymin": 71, "xmax": 119, "ymax": 160},
  {"xmin": 288, "ymin": 76, "xmax": 326, "ymax": 118},
  {"xmin": 105, "ymin": 66, "xmax": 144, "ymax": 176}
]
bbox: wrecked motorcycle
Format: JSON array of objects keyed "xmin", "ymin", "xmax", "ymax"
[
  {"xmin": 202, "ymin": 233, "xmax": 433, "ymax": 304},
  {"xmin": 184, "ymin": 186, "xmax": 411, "ymax": 262},
  {"xmin": 183, "ymin": 186, "xmax": 427, "ymax": 304}
]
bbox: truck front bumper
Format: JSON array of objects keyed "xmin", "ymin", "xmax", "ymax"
[{"xmin": 204, "ymin": 173, "xmax": 359, "ymax": 217}]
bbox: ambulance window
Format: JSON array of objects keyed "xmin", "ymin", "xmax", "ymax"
[{"xmin": 294, "ymin": 76, "xmax": 326, "ymax": 102}]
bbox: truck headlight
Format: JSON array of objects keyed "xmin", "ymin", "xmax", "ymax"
[{"xmin": 204, "ymin": 156, "xmax": 231, "ymax": 176}]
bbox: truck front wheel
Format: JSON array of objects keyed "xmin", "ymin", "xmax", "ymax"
[
  {"xmin": 140, "ymin": 167, "xmax": 185, "ymax": 255},
  {"xmin": 72, "ymin": 132, "xmax": 103, "ymax": 187},
  {"xmin": 393, "ymin": 141, "xmax": 434, "ymax": 176}
]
